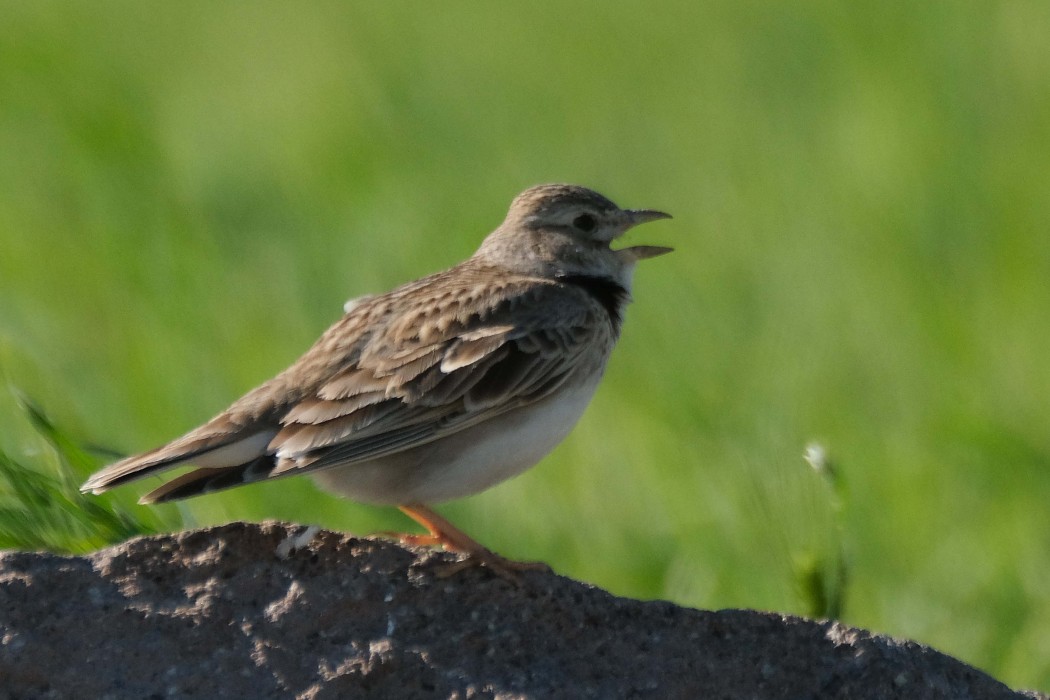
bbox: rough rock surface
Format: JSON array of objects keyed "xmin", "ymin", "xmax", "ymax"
[{"xmin": 0, "ymin": 521, "xmax": 1044, "ymax": 699}]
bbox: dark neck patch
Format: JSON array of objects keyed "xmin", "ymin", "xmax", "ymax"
[{"xmin": 557, "ymin": 274, "xmax": 629, "ymax": 331}]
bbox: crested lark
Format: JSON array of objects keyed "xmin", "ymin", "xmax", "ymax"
[{"xmin": 82, "ymin": 184, "xmax": 672, "ymax": 577}]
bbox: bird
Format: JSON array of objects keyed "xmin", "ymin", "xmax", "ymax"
[{"xmin": 82, "ymin": 184, "xmax": 672, "ymax": 578}]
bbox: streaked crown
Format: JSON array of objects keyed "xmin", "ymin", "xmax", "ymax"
[{"xmin": 475, "ymin": 184, "xmax": 672, "ymax": 283}]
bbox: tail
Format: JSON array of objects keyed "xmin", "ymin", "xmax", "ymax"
[
  {"xmin": 138, "ymin": 455, "xmax": 280, "ymax": 503},
  {"xmin": 81, "ymin": 430, "xmax": 277, "ymax": 499}
]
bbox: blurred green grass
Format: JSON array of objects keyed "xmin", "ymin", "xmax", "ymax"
[{"xmin": 1, "ymin": 1, "xmax": 1049, "ymax": 690}]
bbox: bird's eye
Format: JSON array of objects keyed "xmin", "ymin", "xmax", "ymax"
[{"xmin": 572, "ymin": 214, "xmax": 596, "ymax": 232}]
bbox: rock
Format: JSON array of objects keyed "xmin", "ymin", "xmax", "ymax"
[{"xmin": 0, "ymin": 521, "xmax": 1043, "ymax": 699}]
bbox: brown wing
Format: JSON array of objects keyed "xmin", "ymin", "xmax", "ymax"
[
  {"xmin": 267, "ymin": 273, "xmax": 607, "ymax": 475},
  {"xmin": 82, "ymin": 263, "xmax": 611, "ymax": 502}
]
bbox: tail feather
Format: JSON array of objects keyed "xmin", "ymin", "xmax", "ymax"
[
  {"xmin": 81, "ymin": 430, "xmax": 277, "ymax": 494},
  {"xmin": 141, "ymin": 455, "xmax": 279, "ymax": 503},
  {"xmin": 81, "ymin": 444, "xmax": 230, "ymax": 494}
]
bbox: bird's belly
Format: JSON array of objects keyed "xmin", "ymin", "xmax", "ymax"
[{"xmin": 311, "ymin": 377, "xmax": 601, "ymax": 505}]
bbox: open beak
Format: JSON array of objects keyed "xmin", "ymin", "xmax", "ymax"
[
  {"xmin": 618, "ymin": 244, "xmax": 674, "ymax": 261},
  {"xmin": 624, "ymin": 209, "xmax": 672, "ymax": 228},
  {"xmin": 616, "ymin": 209, "xmax": 673, "ymax": 261}
]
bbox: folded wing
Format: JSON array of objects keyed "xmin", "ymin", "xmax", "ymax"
[{"xmin": 81, "ymin": 268, "xmax": 607, "ymax": 504}]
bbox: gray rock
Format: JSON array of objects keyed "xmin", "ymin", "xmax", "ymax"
[{"xmin": 0, "ymin": 521, "xmax": 1044, "ymax": 699}]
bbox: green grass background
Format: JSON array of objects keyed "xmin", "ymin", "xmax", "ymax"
[{"xmin": 2, "ymin": 1, "xmax": 1049, "ymax": 690}]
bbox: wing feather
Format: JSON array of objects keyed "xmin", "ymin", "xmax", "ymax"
[
  {"xmin": 265, "ymin": 279, "xmax": 607, "ymax": 476},
  {"xmin": 82, "ymin": 262, "xmax": 615, "ymax": 500}
]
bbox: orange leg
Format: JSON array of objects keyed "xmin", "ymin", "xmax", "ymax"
[{"xmin": 397, "ymin": 503, "xmax": 549, "ymax": 583}]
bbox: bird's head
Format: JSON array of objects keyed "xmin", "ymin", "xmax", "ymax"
[{"xmin": 477, "ymin": 184, "xmax": 672, "ymax": 286}]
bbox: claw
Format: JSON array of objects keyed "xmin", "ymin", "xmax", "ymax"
[{"xmin": 392, "ymin": 503, "xmax": 549, "ymax": 584}]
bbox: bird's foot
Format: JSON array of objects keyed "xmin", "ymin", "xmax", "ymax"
[{"xmin": 394, "ymin": 503, "xmax": 550, "ymax": 585}]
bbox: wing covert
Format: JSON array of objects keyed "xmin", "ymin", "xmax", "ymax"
[{"xmin": 267, "ymin": 278, "xmax": 609, "ymax": 475}]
